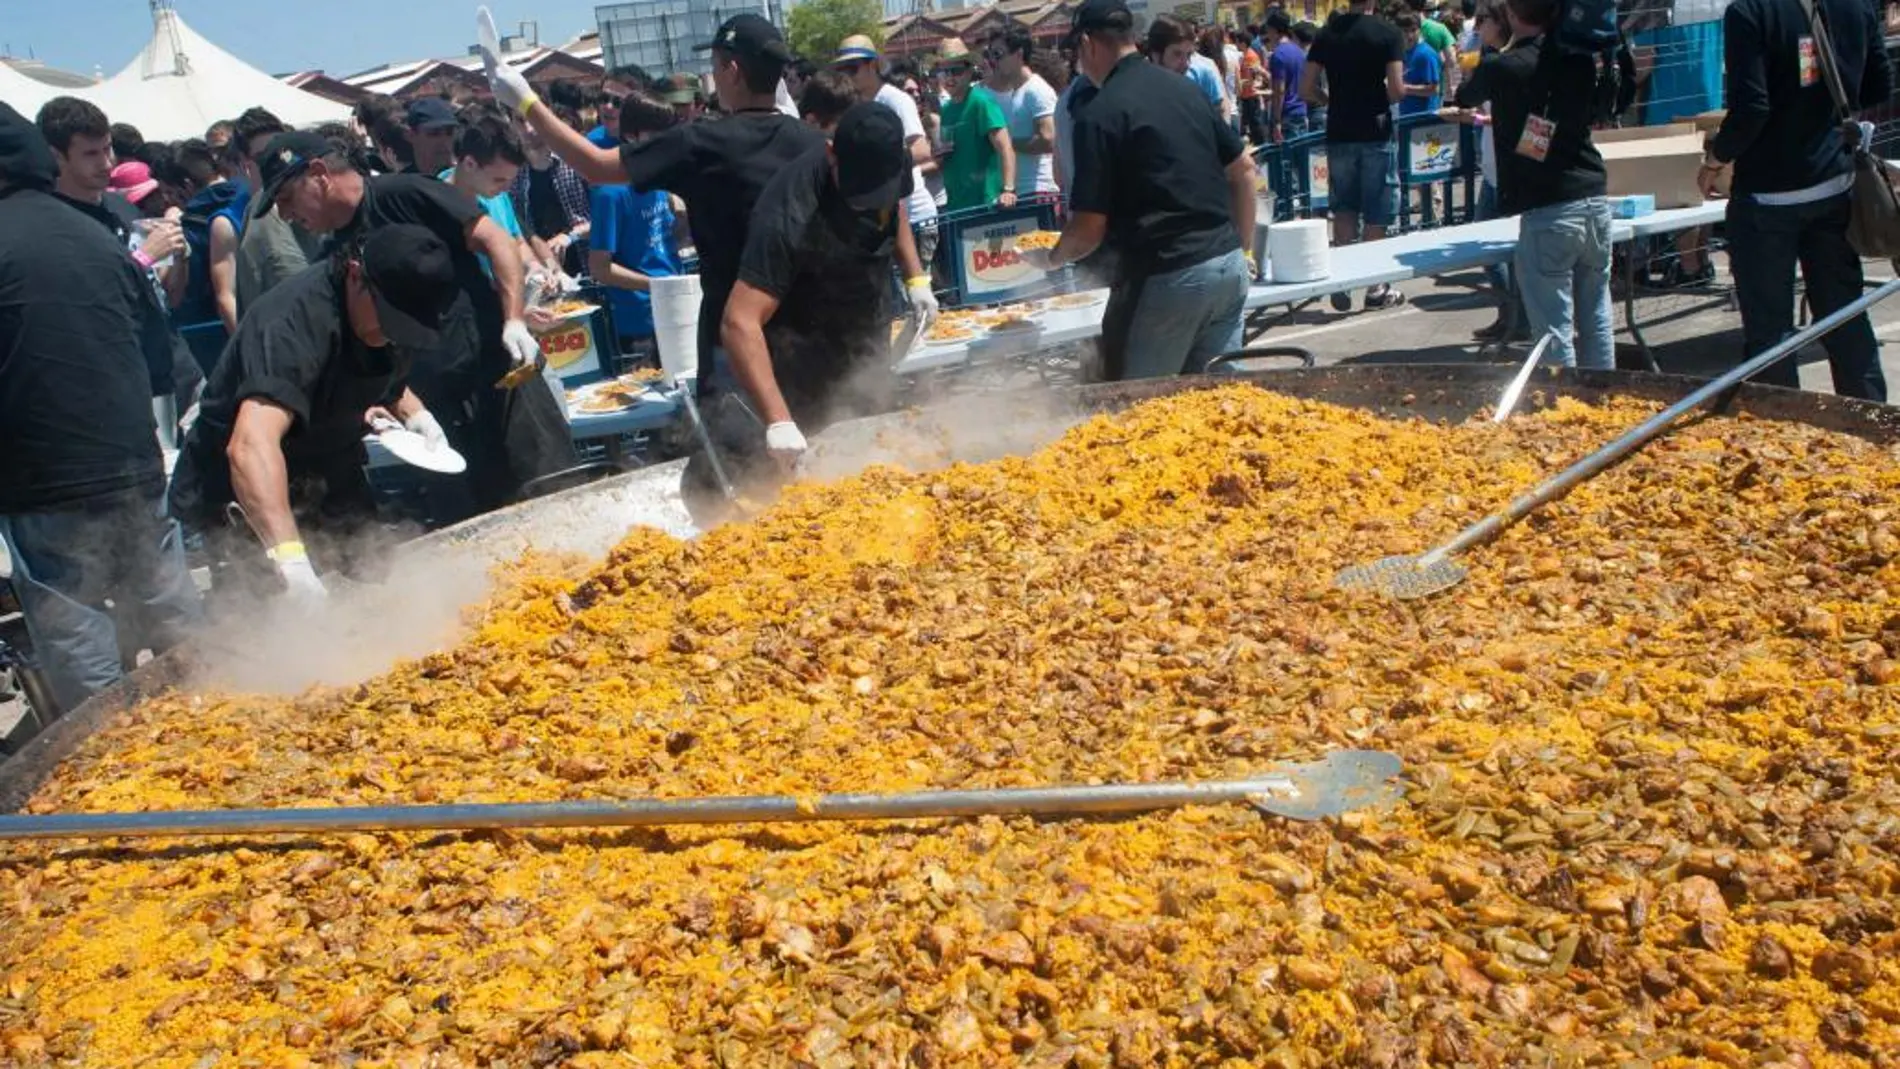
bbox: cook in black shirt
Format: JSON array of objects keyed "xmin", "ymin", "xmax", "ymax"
[
  {"xmin": 489, "ymin": 15, "xmax": 830, "ymax": 375},
  {"xmin": 717, "ymin": 104, "xmax": 914, "ymax": 468},
  {"xmin": 169, "ymin": 226, "xmax": 461, "ymax": 600},
  {"xmin": 258, "ymin": 131, "xmax": 575, "ymax": 520},
  {"xmin": 0, "ymin": 103, "xmax": 200, "ymax": 711},
  {"xmin": 1030, "ymin": 0, "xmax": 1255, "ymax": 380}
]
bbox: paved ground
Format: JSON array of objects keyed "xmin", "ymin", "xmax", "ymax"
[{"xmin": 1243, "ymin": 251, "xmax": 1900, "ymax": 395}]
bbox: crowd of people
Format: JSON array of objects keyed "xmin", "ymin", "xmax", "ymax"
[{"xmin": 1, "ymin": 0, "xmax": 1893, "ymax": 716}]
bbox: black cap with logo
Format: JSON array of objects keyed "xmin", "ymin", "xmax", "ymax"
[
  {"xmin": 357, "ymin": 224, "xmax": 460, "ymax": 351},
  {"xmin": 692, "ymin": 13, "xmax": 793, "ymax": 64},
  {"xmin": 251, "ymin": 130, "xmax": 334, "ymax": 219},
  {"xmin": 405, "ymin": 97, "xmax": 459, "ymax": 132},
  {"xmin": 830, "ymin": 102, "xmax": 909, "ymax": 212},
  {"xmin": 1067, "ymin": 0, "xmax": 1134, "ymax": 47}
]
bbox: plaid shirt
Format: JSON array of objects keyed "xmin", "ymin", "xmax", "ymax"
[{"xmin": 510, "ymin": 154, "xmax": 591, "ymax": 236}]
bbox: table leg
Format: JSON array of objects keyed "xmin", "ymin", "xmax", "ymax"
[{"xmin": 1623, "ymin": 249, "xmax": 1661, "ymax": 372}]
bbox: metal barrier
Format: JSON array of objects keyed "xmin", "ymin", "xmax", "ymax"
[
  {"xmin": 929, "ymin": 195, "xmax": 1067, "ymax": 308},
  {"xmin": 1251, "ymin": 115, "xmax": 1480, "ymax": 231}
]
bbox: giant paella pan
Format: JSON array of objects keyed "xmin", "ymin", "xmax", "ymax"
[{"xmin": 1, "ymin": 366, "xmax": 1897, "ymax": 1067}]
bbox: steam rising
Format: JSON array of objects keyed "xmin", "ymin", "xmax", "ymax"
[{"xmin": 180, "ymin": 368, "xmax": 1083, "ymax": 696}]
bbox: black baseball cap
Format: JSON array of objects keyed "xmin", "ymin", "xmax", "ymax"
[
  {"xmin": 251, "ymin": 129, "xmax": 332, "ymax": 219},
  {"xmin": 830, "ymin": 102, "xmax": 909, "ymax": 212},
  {"xmin": 405, "ymin": 97, "xmax": 458, "ymax": 132},
  {"xmin": 1067, "ymin": 0, "xmax": 1134, "ymax": 47},
  {"xmin": 693, "ymin": 13, "xmax": 793, "ymax": 64},
  {"xmin": 358, "ymin": 224, "xmax": 459, "ymax": 351}
]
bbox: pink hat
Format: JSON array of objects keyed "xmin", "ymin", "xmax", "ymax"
[{"xmin": 108, "ymin": 160, "xmax": 160, "ymax": 205}]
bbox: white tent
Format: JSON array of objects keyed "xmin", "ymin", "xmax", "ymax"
[
  {"xmin": 80, "ymin": 7, "xmax": 349, "ymax": 141},
  {"xmin": 0, "ymin": 62, "xmax": 57, "ymax": 118}
]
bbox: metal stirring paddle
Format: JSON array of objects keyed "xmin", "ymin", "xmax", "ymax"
[
  {"xmin": 0, "ymin": 750, "xmax": 1401, "ymax": 841},
  {"xmin": 1337, "ymin": 277, "xmax": 1900, "ymax": 600}
]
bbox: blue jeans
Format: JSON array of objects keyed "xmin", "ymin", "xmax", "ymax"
[
  {"xmin": 1121, "ymin": 249, "xmax": 1250, "ymax": 379},
  {"xmin": 1725, "ymin": 192, "xmax": 1884, "ymax": 402},
  {"xmin": 1516, "ymin": 197, "xmax": 1614, "ymax": 369},
  {"xmin": 1326, "ymin": 140, "xmax": 1397, "ymax": 228},
  {"xmin": 1270, "ymin": 115, "xmax": 1311, "ymax": 220},
  {"xmin": 0, "ymin": 484, "xmax": 201, "ymax": 713}
]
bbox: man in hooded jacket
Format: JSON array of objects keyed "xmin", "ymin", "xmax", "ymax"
[{"xmin": 0, "ymin": 103, "xmax": 201, "ymax": 715}]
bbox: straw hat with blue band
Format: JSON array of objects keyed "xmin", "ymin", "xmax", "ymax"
[{"xmin": 832, "ymin": 34, "xmax": 881, "ymax": 67}]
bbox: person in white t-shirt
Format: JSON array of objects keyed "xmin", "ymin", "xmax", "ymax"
[
  {"xmin": 834, "ymin": 35, "xmax": 942, "ymax": 266},
  {"xmin": 982, "ymin": 28, "xmax": 1058, "ymax": 196}
]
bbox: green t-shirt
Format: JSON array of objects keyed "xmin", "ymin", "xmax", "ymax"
[
  {"xmin": 1419, "ymin": 18, "xmax": 1454, "ymax": 55},
  {"xmin": 940, "ymin": 86, "xmax": 1008, "ymax": 212}
]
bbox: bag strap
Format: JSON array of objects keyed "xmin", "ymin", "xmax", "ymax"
[{"xmin": 1797, "ymin": 0, "xmax": 1857, "ymax": 121}]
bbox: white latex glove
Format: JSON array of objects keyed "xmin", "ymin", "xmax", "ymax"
[
  {"xmin": 501, "ymin": 318, "xmax": 543, "ymax": 372},
  {"xmin": 405, "ymin": 407, "xmax": 446, "ymax": 448},
  {"xmin": 765, "ymin": 421, "xmax": 808, "ymax": 467},
  {"xmin": 487, "ymin": 59, "xmax": 538, "ymax": 117},
  {"xmin": 267, "ymin": 542, "xmax": 327, "ymax": 600},
  {"xmin": 905, "ymin": 276, "xmax": 939, "ymax": 339}
]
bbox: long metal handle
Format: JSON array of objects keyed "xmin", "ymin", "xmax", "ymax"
[
  {"xmin": 0, "ymin": 776, "xmax": 1298, "ymax": 841},
  {"xmin": 677, "ymin": 383, "xmax": 735, "ymax": 501},
  {"xmin": 1433, "ymin": 277, "xmax": 1900, "ymax": 562},
  {"xmin": 1492, "ymin": 332, "xmax": 1557, "ymax": 423}
]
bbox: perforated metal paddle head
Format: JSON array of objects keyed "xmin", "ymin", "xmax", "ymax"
[
  {"xmin": 1334, "ymin": 554, "xmax": 1468, "ymax": 600},
  {"xmin": 1248, "ymin": 749, "xmax": 1405, "ymax": 820}
]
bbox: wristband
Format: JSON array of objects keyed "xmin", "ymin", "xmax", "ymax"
[
  {"xmin": 905, "ymin": 275, "xmax": 931, "ymax": 290},
  {"xmin": 266, "ymin": 541, "xmax": 308, "ymax": 564},
  {"xmin": 132, "ymin": 249, "xmax": 156, "ymax": 270},
  {"xmin": 518, "ymin": 94, "xmax": 539, "ymax": 118}
]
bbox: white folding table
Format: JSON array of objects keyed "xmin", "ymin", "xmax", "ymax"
[{"xmin": 894, "ymin": 202, "xmax": 1732, "ymax": 379}]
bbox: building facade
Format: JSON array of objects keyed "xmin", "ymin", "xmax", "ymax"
[{"xmin": 597, "ymin": 0, "xmax": 784, "ymax": 78}]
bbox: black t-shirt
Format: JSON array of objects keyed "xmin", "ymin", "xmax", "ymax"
[
  {"xmin": 169, "ymin": 262, "xmax": 407, "ymax": 525},
  {"xmin": 526, "ymin": 164, "xmax": 567, "ymax": 240},
  {"xmin": 736, "ymin": 148, "xmax": 902, "ymax": 425},
  {"xmin": 1070, "ymin": 54, "xmax": 1245, "ymax": 277},
  {"xmin": 1455, "ymin": 37, "xmax": 1605, "ymax": 214},
  {"xmin": 1309, "ymin": 12, "xmax": 1405, "ymax": 143},
  {"xmin": 0, "ymin": 188, "xmax": 165, "ymax": 511},
  {"xmin": 619, "ymin": 110, "xmax": 825, "ymax": 360},
  {"xmin": 338, "ymin": 174, "xmax": 495, "ymax": 399}
]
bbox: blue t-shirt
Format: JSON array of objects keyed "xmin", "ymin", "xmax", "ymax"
[
  {"xmin": 1401, "ymin": 41, "xmax": 1442, "ymax": 116},
  {"xmin": 441, "ymin": 168, "xmax": 521, "ymax": 278},
  {"xmin": 1186, "ymin": 53, "xmax": 1225, "ymax": 111},
  {"xmin": 587, "ymin": 124, "xmax": 618, "ymax": 149},
  {"xmin": 1269, "ymin": 40, "xmax": 1308, "ymax": 120},
  {"xmin": 589, "ymin": 184, "xmax": 679, "ymax": 339}
]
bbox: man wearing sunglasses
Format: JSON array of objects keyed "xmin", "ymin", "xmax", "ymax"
[
  {"xmin": 982, "ymin": 28, "xmax": 1058, "ymax": 197},
  {"xmin": 834, "ymin": 35, "xmax": 942, "ymax": 282},
  {"xmin": 1026, "ymin": 0, "xmax": 1254, "ymax": 381},
  {"xmin": 934, "ymin": 42, "xmax": 1018, "ymax": 211},
  {"xmin": 168, "ymin": 225, "xmax": 462, "ymax": 600}
]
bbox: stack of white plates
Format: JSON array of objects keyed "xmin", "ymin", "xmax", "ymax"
[{"xmin": 1267, "ymin": 219, "xmax": 1331, "ymax": 284}]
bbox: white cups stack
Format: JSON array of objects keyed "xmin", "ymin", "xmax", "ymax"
[
  {"xmin": 1267, "ymin": 218, "xmax": 1331, "ymax": 284},
  {"xmin": 651, "ymin": 274, "xmax": 703, "ymax": 386}
]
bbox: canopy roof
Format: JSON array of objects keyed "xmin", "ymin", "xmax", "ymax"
[
  {"xmin": 80, "ymin": 8, "xmax": 349, "ymax": 140},
  {"xmin": 0, "ymin": 62, "xmax": 57, "ymax": 118}
]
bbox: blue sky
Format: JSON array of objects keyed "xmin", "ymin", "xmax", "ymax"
[{"xmin": 1, "ymin": 0, "xmax": 598, "ymax": 80}]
